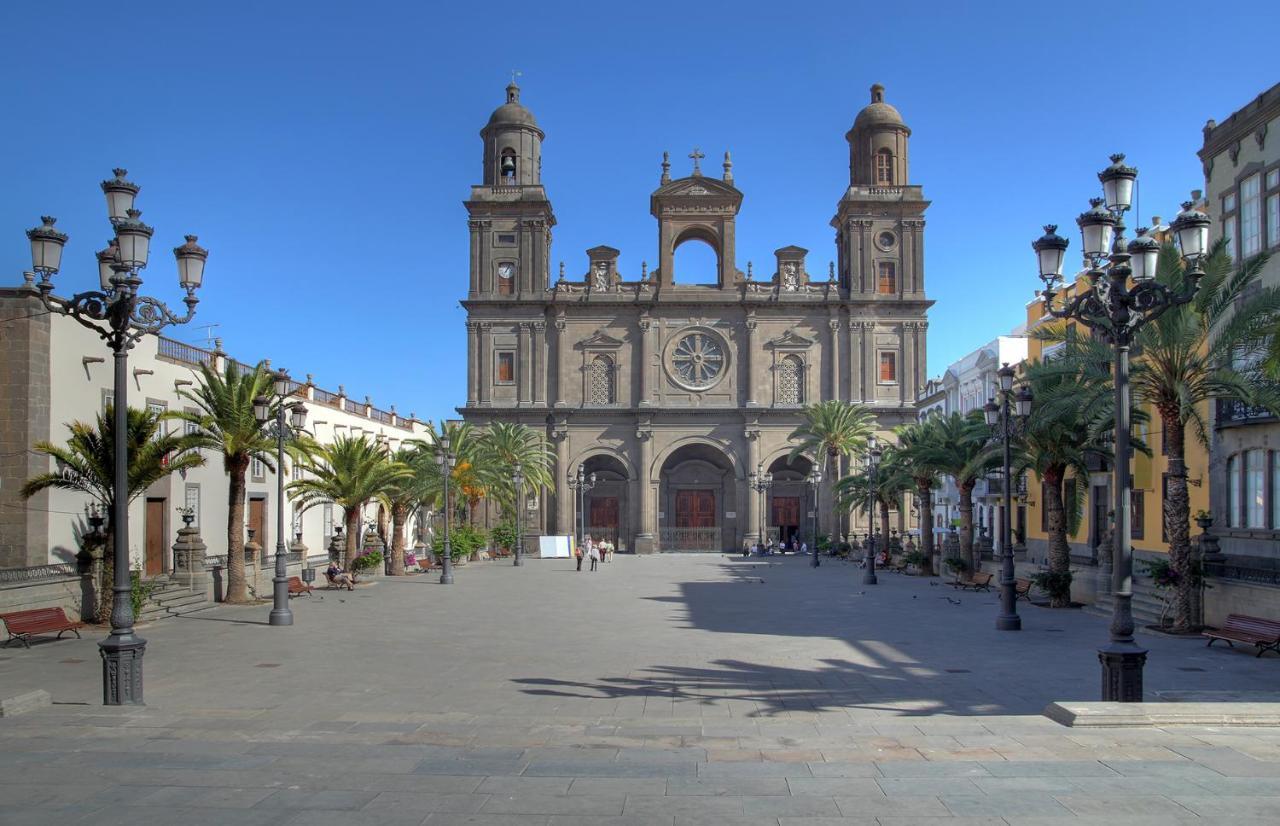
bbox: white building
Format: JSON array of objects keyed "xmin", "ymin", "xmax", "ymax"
[
  {"xmin": 918, "ymin": 329, "xmax": 1028, "ymax": 551},
  {"xmin": 1, "ymin": 275, "xmax": 433, "ymax": 579}
]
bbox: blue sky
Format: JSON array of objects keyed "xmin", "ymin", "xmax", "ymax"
[{"xmin": 2, "ymin": 2, "xmax": 1276, "ymax": 424}]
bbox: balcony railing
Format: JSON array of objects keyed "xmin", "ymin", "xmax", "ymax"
[
  {"xmin": 1207, "ymin": 559, "xmax": 1280, "ymax": 586},
  {"xmin": 1216, "ymin": 398, "xmax": 1277, "ymax": 428},
  {"xmin": 157, "ymin": 336, "xmax": 214, "ymax": 367},
  {"xmin": 0, "ymin": 562, "xmax": 78, "ymax": 584}
]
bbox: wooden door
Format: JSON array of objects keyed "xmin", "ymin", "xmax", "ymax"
[
  {"xmin": 675, "ymin": 490, "xmax": 716, "ymax": 528},
  {"xmin": 249, "ymin": 497, "xmax": 267, "ymax": 557},
  {"xmin": 145, "ymin": 498, "xmax": 166, "ymax": 576},
  {"xmin": 771, "ymin": 496, "xmax": 801, "ymax": 529},
  {"xmin": 589, "ymin": 497, "xmax": 619, "ymax": 529}
]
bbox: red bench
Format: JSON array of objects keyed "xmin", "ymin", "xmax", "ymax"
[
  {"xmin": 1204, "ymin": 614, "xmax": 1280, "ymax": 658},
  {"xmin": 287, "ymin": 576, "xmax": 314, "ymax": 598},
  {"xmin": 1, "ymin": 607, "xmax": 85, "ymax": 649}
]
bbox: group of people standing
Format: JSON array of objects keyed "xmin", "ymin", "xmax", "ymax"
[
  {"xmin": 741, "ymin": 538, "xmax": 809, "ymax": 557},
  {"xmin": 575, "ymin": 534, "xmax": 614, "ymax": 571}
]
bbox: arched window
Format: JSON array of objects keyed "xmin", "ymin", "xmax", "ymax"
[
  {"xmin": 875, "ymin": 149, "xmax": 894, "ymax": 185},
  {"xmin": 589, "ymin": 355, "xmax": 615, "ymax": 405},
  {"xmin": 500, "ymin": 148, "xmax": 517, "ymax": 182},
  {"xmin": 779, "ymin": 355, "xmax": 804, "ymax": 405}
]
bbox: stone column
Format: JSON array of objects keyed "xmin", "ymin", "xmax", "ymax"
[
  {"xmin": 901, "ymin": 321, "xmax": 914, "ymax": 406},
  {"xmin": 533, "ymin": 321, "xmax": 546, "ymax": 405},
  {"xmin": 637, "ymin": 314, "xmax": 651, "ymax": 407},
  {"xmin": 828, "ymin": 316, "xmax": 841, "ymax": 402},
  {"xmin": 553, "ymin": 313, "xmax": 566, "ymax": 408},
  {"xmin": 552, "ymin": 424, "xmax": 570, "ymax": 535},
  {"xmin": 862, "ymin": 322, "xmax": 876, "ymax": 403},
  {"xmin": 744, "ymin": 312, "xmax": 757, "ymax": 406},
  {"xmin": 519, "ymin": 220, "xmax": 533, "ymax": 298},
  {"xmin": 745, "ymin": 427, "xmax": 760, "ymax": 543},
  {"xmin": 468, "ymin": 220, "xmax": 481, "ymax": 296},
  {"xmin": 478, "ymin": 322, "xmax": 492, "ymax": 407},
  {"xmin": 916, "ymin": 321, "xmax": 928, "ymax": 401},
  {"xmin": 634, "ymin": 426, "xmax": 656, "ymax": 554},
  {"xmin": 478, "ymin": 220, "xmax": 492, "ymax": 293},
  {"xmin": 847, "ymin": 319, "xmax": 861, "ymax": 402},
  {"xmin": 517, "ymin": 322, "xmax": 532, "ymax": 406}
]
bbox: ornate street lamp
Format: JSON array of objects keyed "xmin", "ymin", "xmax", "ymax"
[
  {"xmin": 1032, "ymin": 154, "xmax": 1210, "ymax": 701},
  {"xmin": 566, "ymin": 464, "xmax": 598, "ymax": 550},
  {"xmin": 863, "ymin": 436, "xmax": 882, "ymax": 585},
  {"xmin": 748, "ymin": 463, "xmax": 773, "ymax": 550},
  {"xmin": 254, "ymin": 370, "xmax": 307, "ymax": 626},
  {"xmin": 436, "ymin": 435, "xmax": 456, "ymax": 584},
  {"xmin": 26, "ymin": 169, "xmax": 207, "ymax": 705},
  {"xmin": 512, "ymin": 462, "xmax": 525, "ymax": 567},
  {"xmin": 983, "ymin": 363, "xmax": 1032, "ymax": 631},
  {"xmin": 807, "ymin": 468, "xmax": 823, "ymax": 567}
]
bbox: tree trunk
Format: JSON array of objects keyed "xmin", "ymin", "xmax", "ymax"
[
  {"xmin": 917, "ymin": 482, "xmax": 935, "ymax": 576},
  {"xmin": 343, "ymin": 506, "xmax": 361, "ymax": 570},
  {"xmin": 878, "ymin": 500, "xmax": 891, "ymax": 552},
  {"xmin": 958, "ymin": 481, "xmax": 976, "ymax": 573},
  {"xmin": 828, "ymin": 448, "xmax": 840, "ymax": 548},
  {"xmin": 97, "ymin": 525, "xmax": 115, "ymax": 623},
  {"xmin": 1163, "ymin": 411, "xmax": 1194, "ymax": 632},
  {"xmin": 225, "ymin": 455, "xmax": 250, "ymax": 603},
  {"xmin": 390, "ymin": 502, "xmax": 409, "ymax": 576},
  {"xmin": 1043, "ymin": 467, "xmax": 1071, "ymax": 608}
]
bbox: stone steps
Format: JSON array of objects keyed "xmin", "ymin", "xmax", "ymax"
[
  {"xmin": 136, "ymin": 577, "xmax": 210, "ymax": 622},
  {"xmin": 1084, "ymin": 583, "xmax": 1167, "ymax": 628}
]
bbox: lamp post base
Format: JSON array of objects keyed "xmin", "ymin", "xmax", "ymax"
[
  {"xmin": 269, "ymin": 570, "xmax": 293, "ymax": 626},
  {"xmin": 100, "ymin": 633, "xmax": 146, "ymax": 706},
  {"xmin": 514, "ymin": 554, "xmax": 524, "ymax": 567},
  {"xmin": 1098, "ymin": 642, "xmax": 1147, "ymax": 702},
  {"xmin": 996, "ymin": 613, "xmax": 1022, "ymax": 631},
  {"xmin": 440, "ymin": 556, "xmax": 454, "ymax": 585}
]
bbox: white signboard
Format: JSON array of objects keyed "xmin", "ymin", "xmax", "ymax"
[{"xmin": 539, "ymin": 535, "xmax": 572, "ymax": 559}]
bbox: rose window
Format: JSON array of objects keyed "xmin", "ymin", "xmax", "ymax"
[{"xmin": 671, "ymin": 332, "xmax": 725, "ymax": 389}]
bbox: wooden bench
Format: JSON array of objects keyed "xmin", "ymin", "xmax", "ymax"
[
  {"xmin": 1203, "ymin": 614, "xmax": 1280, "ymax": 658},
  {"xmin": 1014, "ymin": 578, "xmax": 1034, "ymax": 602},
  {"xmin": 323, "ymin": 568, "xmax": 356, "ymax": 590},
  {"xmin": 1, "ymin": 607, "xmax": 85, "ymax": 649},
  {"xmin": 884, "ymin": 557, "xmax": 910, "ymax": 574},
  {"xmin": 950, "ymin": 571, "xmax": 994, "ymax": 592},
  {"xmin": 287, "ymin": 576, "xmax": 314, "ymax": 598}
]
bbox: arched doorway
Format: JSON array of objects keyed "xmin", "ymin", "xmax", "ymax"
[
  {"xmin": 764, "ymin": 455, "xmax": 814, "ymax": 549},
  {"xmin": 658, "ymin": 443, "xmax": 737, "ymax": 552},
  {"xmin": 581, "ymin": 454, "xmax": 628, "ymax": 553}
]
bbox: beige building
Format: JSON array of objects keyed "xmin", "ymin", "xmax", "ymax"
[
  {"xmin": 0, "ymin": 277, "xmax": 431, "ymax": 578},
  {"xmin": 460, "ymin": 82, "xmax": 932, "ymax": 552},
  {"xmin": 1200, "ymin": 81, "xmax": 1280, "ymax": 566}
]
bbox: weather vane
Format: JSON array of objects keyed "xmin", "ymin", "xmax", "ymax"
[{"xmin": 511, "ymin": 69, "xmax": 522, "ymax": 85}]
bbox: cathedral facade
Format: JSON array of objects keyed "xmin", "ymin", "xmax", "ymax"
[{"xmin": 459, "ymin": 82, "xmax": 931, "ymax": 553}]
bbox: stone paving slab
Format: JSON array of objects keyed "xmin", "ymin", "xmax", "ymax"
[{"xmin": 3, "ymin": 555, "xmax": 1280, "ymax": 823}]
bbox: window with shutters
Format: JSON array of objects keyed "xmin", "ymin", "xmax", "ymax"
[
  {"xmin": 875, "ymin": 149, "xmax": 893, "ymax": 184},
  {"xmin": 877, "ymin": 262, "xmax": 896, "ymax": 294},
  {"xmin": 1246, "ymin": 448, "xmax": 1266, "ymax": 528},
  {"xmin": 1131, "ymin": 490, "xmax": 1144, "ymax": 540},
  {"xmin": 588, "ymin": 355, "xmax": 615, "ymax": 405},
  {"xmin": 495, "ymin": 351, "xmax": 515, "ymax": 384},
  {"xmin": 778, "ymin": 355, "xmax": 803, "ymax": 405},
  {"xmin": 1242, "ymin": 174, "xmax": 1262, "ymax": 257},
  {"xmin": 878, "ymin": 351, "xmax": 897, "ymax": 383}
]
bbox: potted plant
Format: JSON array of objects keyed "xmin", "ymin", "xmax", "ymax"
[
  {"xmin": 1030, "ymin": 570, "xmax": 1074, "ymax": 608},
  {"xmin": 1194, "ymin": 509, "xmax": 1213, "ymax": 531},
  {"xmin": 944, "ymin": 557, "xmax": 968, "ymax": 577},
  {"xmin": 351, "ymin": 549, "xmax": 383, "ymax": 579}
]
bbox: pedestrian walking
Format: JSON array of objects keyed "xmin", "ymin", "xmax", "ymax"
[
  {"xmin": 588, "ymin": 541, "xmax": 600, "ymax": 571},
  {"xmin": 576, "ymin": 535, "xmax": 587, "ymax": 571}
]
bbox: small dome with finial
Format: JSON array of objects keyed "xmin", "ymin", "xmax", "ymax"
[
  {"xmin": 487, "ymin": 81, "xmax": 539, "ymax": 129},
  {"xmin": 853, "ymin": 83, "xmax": 906, "ymax": 131}
]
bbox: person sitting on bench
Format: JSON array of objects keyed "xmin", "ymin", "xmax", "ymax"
[{"xmin": 325, "ymin": 563, "xmax": 355, "ymax": 591}]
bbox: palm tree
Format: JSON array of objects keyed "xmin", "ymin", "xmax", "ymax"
[
  {"xmin": 476, "ymin": 421, "xmax": 554, "ymax": 519},
  {"xmin": 289, "ymin": 434, "xmax": 411, "ymax": 569},
  {"xmin": 171, "ymin": 362, "xmax": 277, "ymax": 604},
  {"xmin": 836, "ymin": 448, "xmax": 912, "ymax": 553},
  {"xmin": 911, "ymin": 411, "xmax": 996, "ymax": 573},
  {"xmin": 22, "ymin": 406, "xmax": 204, "ymax": 621},
  {"xmin": 382, "ymin": 443, "xmax": 439, "ymax": 576},
  {"xmin": 1042, "ymin": 243, "xmax": 1279, "ymax": 629},
  {"xmin": 424, "ymin": 421, "xmax": 486, "ymax": 524},
  {"xmin": 893, "ymin": 418, "xmax": 947, "ymax": 575},
  {"xmin": 788, "ymin": 400, "xmax": 877, "ymax": 547}
]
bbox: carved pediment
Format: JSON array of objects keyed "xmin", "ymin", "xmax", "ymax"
[
  {"xmin": 765, "ymin": 330, "xmax": 815, "ymax": 349},
  {"xmin": 577, "ymin": 329, "xmax": 625, "ymax": 350}
]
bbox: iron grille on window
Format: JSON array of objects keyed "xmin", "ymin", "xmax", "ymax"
[
  {"xmin": 779, "ymin": 356, "xmax": 803, "ymax": 405},
  {"xmin": 589, "ymin": 355, "xmax": 614, "ymax": 405}
]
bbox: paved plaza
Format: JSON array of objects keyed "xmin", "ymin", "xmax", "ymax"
[{"xmin": 2, "ymin": 554, "xmax": 1280, "ymax": 824}]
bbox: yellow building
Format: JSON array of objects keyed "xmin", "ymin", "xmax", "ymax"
[{"xmin": 1019, "ymin": 240, "xmax": 1210, "ymax": 571}]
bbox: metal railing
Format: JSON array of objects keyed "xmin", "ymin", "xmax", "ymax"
[
  {"xmin": 659, "ymin": 527, "xmax": 723, "ymax": 552},
  {"xmin": 584, "ymin": 525, "xmax": 620, "ymax": 549},
  {"xmin": 369, "ymin": 407, "xmax": 393, "ymax": 425},
  {"xmin": 157, "ymin": 336, "xmax": 214, "ymax": 366},
  {"xmin": 344, "ymin": 399, "xmax": 363, "ymax": 414},
  {"xmin": 313, "ymin": 387, "xmax": 341, "ymax": 406},
  {"xmin": 1216, "ymin": 398, "xmax": 1277, "ymax": 428},
  {"xmin": 0, "ymin": 562, "xmax": 78, "ymax": 584},
  {"xmin": 1207, "ymin": 559, "xmax": 1280, "ymax": 586}
]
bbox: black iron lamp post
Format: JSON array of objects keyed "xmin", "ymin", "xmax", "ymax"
[
  {"xmin": 512, "ymin": 462, "xmax": 525, "ymax": 566},
  {"xmin": 863, "ymin": 437, "xmax": 882, "ymax": 585},
  {"xmin": 254, "ymin": 371, "xmax": 308, "ymax": 627},
  {"xmin": 983, "ymin": 364, "xmax": 1033, "ymax": 632},
  {"xmin": 27, "ymin": 169, "xmax": 207, "ymax": 706},
  {"xmin": 436, "ymin": 435, "xmax": 456, "ymax": 584},
  {"xmin": 1032, "ymin": 154, "xmax": 1211, "ymax": 701},
  {"xmin": 567, "ymin": 464, "xmax": 597, "ymax": 548},
  {"xmin": 748, "ymin": 463, "xmax": 773, "ymax": 549},
  {"xmin": 807, "ymin": 468, "xmax": 822, "ymax": 567}
]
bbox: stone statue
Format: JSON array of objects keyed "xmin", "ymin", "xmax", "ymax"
[
  {"xmin": 781, "ymin": 261, "xmax": 799, "ymax": 292},
  {"xmin": 592, "ymin": 261, "xmax": 609, "ymax": 291}
]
